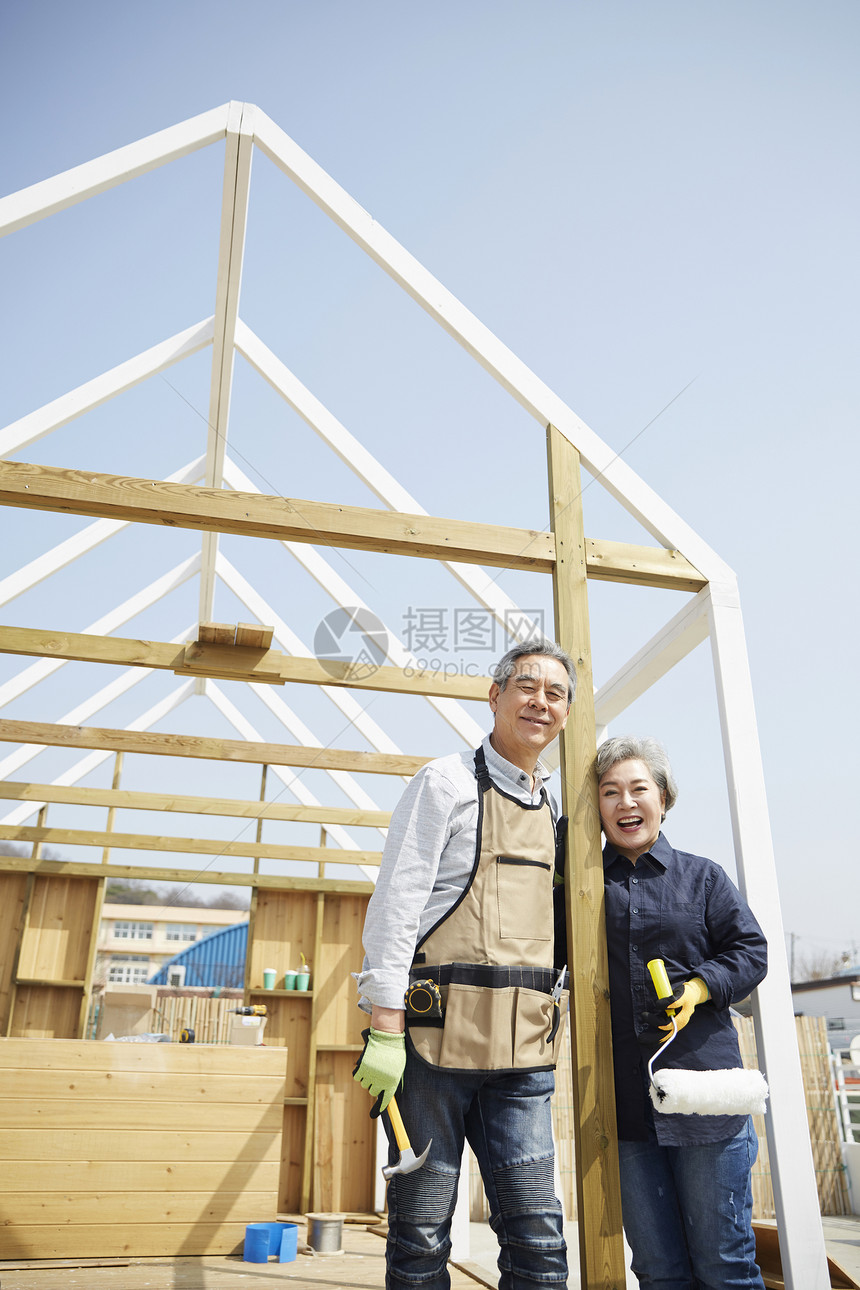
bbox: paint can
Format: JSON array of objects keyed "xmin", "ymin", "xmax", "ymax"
[{"xmin": 306, "ymin": 1212, "xmax": 345, "ymax": 1254}]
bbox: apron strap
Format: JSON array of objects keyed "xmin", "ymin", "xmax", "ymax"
[{"xmin": 474, "ymin": 744, "xmax": 492, "ymax": 791}]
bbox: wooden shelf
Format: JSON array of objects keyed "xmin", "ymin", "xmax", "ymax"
[
  {"xmin": 15, "ymin": 977, "xmax": 85, "ymax": 989},
  {"xmin": 317, "ymin": 1043, "xmax": 364, "ymax": 1053},
  {"xmin": 249, "ymin": 988, "xmax": 312, "ymax": 997},
  {"xmin": 284, "ymin": 1097, "xmax": 308, "ymax": 1107}
]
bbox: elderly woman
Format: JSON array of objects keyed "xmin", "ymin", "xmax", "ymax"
[{"xmin": 597, "ymin": 734, "xmax": 768, "ymax": 1290}]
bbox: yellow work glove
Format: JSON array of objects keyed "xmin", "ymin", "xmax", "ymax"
[{"xmin": 658, "ymin": 976, "xmax": 709, "ymax": 1042}]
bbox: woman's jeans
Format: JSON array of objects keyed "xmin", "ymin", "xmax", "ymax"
[
  {"xmin": 384, "ymin": 1055, "xmax": 567, "ymax": 1289},
  {"xmin": 618, "ymin": 1117, "xmax": 765, "ymax": 1289}
]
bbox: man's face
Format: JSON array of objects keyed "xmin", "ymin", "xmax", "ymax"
[{"xmin": 489, "ymin": 654, "xmax": 571, "ymax": 767}]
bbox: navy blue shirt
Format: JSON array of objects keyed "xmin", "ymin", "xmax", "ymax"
[{"xmin": 604, "ymin": 832, "xmax": 767, "ymax": 1144}]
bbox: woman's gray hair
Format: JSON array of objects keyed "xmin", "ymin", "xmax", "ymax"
[
  {"xmin": 595, "ymin": 735, "xmax": 678, "ymax": 812},
  {"xmin": 492, "ymin": 639, "xmax": 576, "ymax": 705}
]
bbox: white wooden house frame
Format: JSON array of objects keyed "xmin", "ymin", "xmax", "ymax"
[{"xmin": 0, "ymin": 101, "xmax": 828, "ymax": 1287}]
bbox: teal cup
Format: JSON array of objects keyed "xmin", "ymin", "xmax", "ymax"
[
  {"xmin": 283, "ymin": 971, "xmax": 297, "ymax": 990},
  {"xmin": 296, "ymin": 972, "xmax": 310, "ymax": 991}
]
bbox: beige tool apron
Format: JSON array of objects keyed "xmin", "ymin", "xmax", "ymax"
[{"xmin": 407, "ymin": 746, "xmax": 569, "ymax": 1072}]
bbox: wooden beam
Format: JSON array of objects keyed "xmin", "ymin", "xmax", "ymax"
[
  {"xmin": 547, "ymin": 423, "xmax": 625, "ymax": 1287},
  {"xmin": 0, "ymin": 623, "xmax": 492, "ymax": 699},
  {"xmin": 0, "ymin": 780, "xmax": 392, "ymax": 828},
  {"xmin": 586, "ymin": 538, "xmax": 705, "ymax": 591},
  {"xmin": 0, "ymin": 718, "xmax": 429, "ymax": 777},
  {"xmin": 0, "ymin": 854, "xmax": 374, "ymax": 895},
  {"xmin": 0, "ymin": 460, "xmax": 556, "ymax": 571},
  {"xmin": 235, "ymin": 623, "xmax": 274, "ymax": 649},
  {"xmin": 197, "ymin": 622, "xmax": 236, "ymax": 645},
  {"xmin": 0, "ymin": 824, "xmax": 382, "ymax": 868}
]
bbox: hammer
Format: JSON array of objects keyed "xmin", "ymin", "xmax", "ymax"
[{"xmin": 381, "ymin": 1093, "xmax": 431, "ymax": 1180}]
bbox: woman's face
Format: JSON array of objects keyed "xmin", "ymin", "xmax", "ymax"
[{"xmin": 598, "ymin": 758, "xmax": 666, "ymax": 862}]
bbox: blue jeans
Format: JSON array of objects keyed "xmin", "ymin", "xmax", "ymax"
[
  {"xmin": 618, "ymin": 1117, "xmax": 765, "ymax": 1289},
  {"xmin": 384, "ymin": 1054, "xmax": 567, "ymax": 1288}
]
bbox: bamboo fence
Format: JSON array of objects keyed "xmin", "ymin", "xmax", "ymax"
[
  {"xmin": 536, "ymin": 1013, "xmax": 850, "ymax": 1221},
  {"xmin": 735, "ymin": 1012, "xmax": 851, "ymax": 1218}
]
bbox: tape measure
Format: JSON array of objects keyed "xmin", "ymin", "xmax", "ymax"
[
  {"xmin": 180, "ymin": 1027, "xmax": 195, "ymax": 1043},
  {"xmin": 405, "ymin": 979, "xmax": 443, "ymax": 1021}
]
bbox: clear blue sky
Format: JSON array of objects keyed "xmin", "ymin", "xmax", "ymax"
[{"xmin": 1, "ymin": 1, "xmax": 858, "ymax": 972}]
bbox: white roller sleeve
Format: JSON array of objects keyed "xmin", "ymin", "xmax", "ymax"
[{"xmin": 650, "ymin": 1068, "xmax": 769, "ymax": 1117}]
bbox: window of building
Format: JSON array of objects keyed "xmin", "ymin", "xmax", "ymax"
[
  {"xmin": 165, "ymin": 924, "xmax": 197, "ymax": 942},
  {"xmin": 108, "ymin": 954, "xmax": 150, "ymax": 984},
  {"xmin": 113, "ymin": 921, "xmax": 153, "ymax": 940}
]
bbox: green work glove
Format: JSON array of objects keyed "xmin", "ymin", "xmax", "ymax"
[{"xmin": 352, "ymin": 1028, "xmax": 406, "ymax": 1117}]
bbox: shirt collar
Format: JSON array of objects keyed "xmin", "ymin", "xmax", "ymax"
[
  {"xmin": 603, "ymin": 830, "xmax": 673, "ymax": 873},
  {"xmin": 481, "ymin": 734, "xmax": 551, "ymax": 792}
]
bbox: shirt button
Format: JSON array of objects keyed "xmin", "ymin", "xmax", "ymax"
[
  {"xmin": 632, "ymin": 944, "xmax": 638, "ymax": 951},
  {"xmin": 631, "ymin": 907, "xmax": 639, "ymax": 914},
  {"xmin": 631, "ymin": 877, "xmax": 638, "ymax": 884}
]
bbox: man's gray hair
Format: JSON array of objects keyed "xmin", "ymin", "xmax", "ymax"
[
  {"xmin": 491, "ymin": 639, "xmax": 576, "ymax": 705},
  {"xmin": 595, "ymin": 735, "xmax": 678, "ymax": 812}
]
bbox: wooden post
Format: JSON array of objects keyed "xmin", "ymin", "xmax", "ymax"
[
  {"xmin": 318, "ymin": 825, "xmax": 327, "ymax": 880},
  {"xmin": 547, "ymin": 423, "xmax": 625, "ymax": 1288},
  {"xmin": 4, "ymin": 872, "xmax": 34, "ymax": 1036},
  {"xmin": 78, "ymin": 876, "xmax": 106, "ymax": 1039},
  {"xmin": 30, "ymin": 804, "xmax": 47, "ymax": 861},
  {"xmin": 101, "ymin": 751, "xmax": 124, "ymax": 864},
  {"xmin": 301, "ymin": 890, "xmax": 326, "ymax": 1213},
  {"xmin": 253, "ymin": 764, "xmax": 268, "ymax": 875}
]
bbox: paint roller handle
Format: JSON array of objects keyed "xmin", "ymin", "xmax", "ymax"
[{"xmin": 647, "ymin": 959, "xmax": 678, "ymax": 1013}]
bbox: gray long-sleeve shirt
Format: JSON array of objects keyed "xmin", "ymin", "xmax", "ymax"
[{"xmin": 355, "ymin": 735, "xmax": 556, "ymax": 1013}]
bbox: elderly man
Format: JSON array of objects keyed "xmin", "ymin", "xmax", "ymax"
[{"xmin": 354, "ymin": 639, "xmax": 575, "ymax": 1290}]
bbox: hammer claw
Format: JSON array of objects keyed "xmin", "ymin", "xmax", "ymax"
[{"xmin": 381, "ymin": 1093, "xmax": 431, "ymax": 1179}]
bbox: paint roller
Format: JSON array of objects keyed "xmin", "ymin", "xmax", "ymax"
[{"xmin": 645, "ymin": 958, "xmax": 769, "ymax": 1117}]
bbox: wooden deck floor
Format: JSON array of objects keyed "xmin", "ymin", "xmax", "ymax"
[{"xmin": 0, "ymin": 1223, "xmax": 491, "ymax": 1290}]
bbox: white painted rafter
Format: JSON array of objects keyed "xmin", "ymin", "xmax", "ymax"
[
  {"xmin": 0, "ymin": 321, "xmax": 214, "ymax": 460},
  {"xmin": 0, "ymin": 456, "xmax": 205, "ymax": 609},
  {"xmin": 0, "ymin": 677, "xmax": 196, "ymax": 825},
  {"xmin": 252, "ymin": 109, "xmax": 732, "ymax": 584},
  {"xmin": 0, "ymin": 104, "xmax": 230, "ymax": 238},
  {"xmin": 216, "ymin": 553, "xmax": 403, "ymax": 760},
  {"xmin": 0, "ymin": 554, "xmax": 200, "ymax": 713},
  {"xmin": 593, "ymin": 588, "xmax": 711, "ymax": 737},
  {"xmin": 234, "ymin": 321, "xmax": 541, "ymax": 641},
  {"xmin": 205, "ymin": 682, "xmax": 368, "ymax": 862},
  {"xmin": 198, "ymin": 103, "xmax": 255, "ymax": 634},
  {"xmin": 221, "ymin": 458, "xmax": 486, "ymax": 747}
]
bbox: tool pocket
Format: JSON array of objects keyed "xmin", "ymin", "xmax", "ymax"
[
  {"xmin": 512, "ymin": 987, "xmax": 569, "ymax": 1066},
  {"xmin": 496, "ymin": 857, "xmax": 552, "ymax": 941},
  {"xmin": 438, "ymin": 982, "xmax": 517, "ymax": 1069}
]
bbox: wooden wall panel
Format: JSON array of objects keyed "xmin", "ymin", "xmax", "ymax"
[
  {"xmin": 18, "ymin": 875, "xmax": 99, "ymax": 980},
  {"xmin": 264, "ymin": 1001, "xmax": 310, "ymax": 1098},
  {"xmin": 0, "ymin": 1038, "xmax": 287, "ymax": 1259},
  {"xmin": 248, "ymin": 889, "xmax": 317, "ymax": 989},
  {"xmin": 279, "ymin": 1104, "xmax": 307, "ymax": 1213},
  {"xmin": 9, "ymin": 984, "xmax": 82, "ymax": 1038},
  {"xmin": 313, "ymin": 1051, "xmax": 375, "ymax": 1213},
  {"xmin": 315, "ymin": 893, "xmax": 369, "ymax": 1046}
]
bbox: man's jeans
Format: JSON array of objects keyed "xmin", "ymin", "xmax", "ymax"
[
  {"xmin": 618, "ymin": 1117, "xmax": 765, "ymax": 1289},
  {"xmin": 384, "ymin": 1055, "xmax": 567, "ymax": 1289}
]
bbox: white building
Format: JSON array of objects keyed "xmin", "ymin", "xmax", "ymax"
[
  {"xmin": 792, "ymin": 973, "xmax": 860, "ymax": 1056},
  {"xmin": 96, "ymin": 903, "xmax": 248, "ymax": 985}
]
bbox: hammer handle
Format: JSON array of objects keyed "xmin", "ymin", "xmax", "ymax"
[{"xmin": 386, "ymin": 1094, "xmax": 411, "ymax": 1153}]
